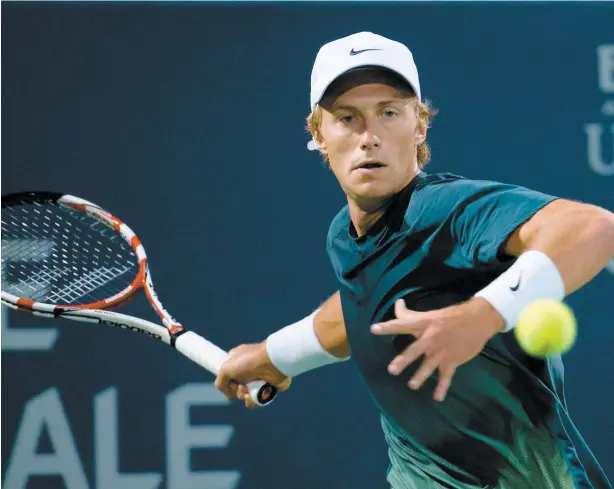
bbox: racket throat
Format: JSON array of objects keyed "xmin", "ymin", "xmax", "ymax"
[{"xmin": 168, "ymin": 326, "xmax": 188, "ymax": 347}]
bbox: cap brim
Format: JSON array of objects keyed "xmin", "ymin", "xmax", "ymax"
[
  {"xmin": 319, "ymin": 66, "xmax": 416, "ymax": 107},
  {"xmin": 311, "ymin": 60, "xmax": 420, "ymax": 109}
]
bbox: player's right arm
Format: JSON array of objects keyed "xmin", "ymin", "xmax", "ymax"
[
  {"xmin": 312, "ymin": 291, "xmax": 350, "ymax": 358},
  {"xmin": 214, "ymin": 291, "xmax": 349, "ymax": 405}
]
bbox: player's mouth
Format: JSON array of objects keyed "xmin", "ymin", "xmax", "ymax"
[{"xmin": 353, "ymin": 161, "xmax": 386, "ymax": 172}]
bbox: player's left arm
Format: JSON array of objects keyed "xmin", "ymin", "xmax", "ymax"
[
  {"xmin": 503, "ymin": 199, "xmax": 614, "ymax": 294},
  {"xmin": 371, "ymin": 198, "xmax": 614, "ymax": 402}
]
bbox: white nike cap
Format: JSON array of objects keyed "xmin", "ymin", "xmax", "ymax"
[{"xmin": 310, "ymin": 31, "xmax": 421, "ymax": 111}]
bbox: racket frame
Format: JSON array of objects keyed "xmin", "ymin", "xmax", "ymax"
[{"xmin": 1, "ymin": 191, "xmax": 277, "ymax": 406}]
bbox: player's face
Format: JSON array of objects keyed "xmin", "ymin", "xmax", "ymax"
[{"xmin": 318, "ymin": 83, "xmax": 425, "ymax": 209}]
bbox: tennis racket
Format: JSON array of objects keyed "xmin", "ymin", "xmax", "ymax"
[{"xmin": 1, "ymin": 191, "xmax": 277, "ymax": 406}]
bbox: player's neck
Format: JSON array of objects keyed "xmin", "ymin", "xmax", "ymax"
[
  {"xmin": 348, "ymin": 201, "xmax": 390, "ymax": 237},
  {"xmin": 348, "ymin": 167, "xmax": 421, "ymax": 237}
]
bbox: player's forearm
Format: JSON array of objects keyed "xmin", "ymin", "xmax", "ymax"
[
  {"xmin": 506, "ymin": 200, "xmax": 614, "ymax": 294},
  {"xmin": 265, "ymin": 291, "xmax": 350, "ymax": 376},
  {"xmin": 476, "ymin": 200, "xmax": 614, "ymax": 333},
  {"xmin": 313, "ymin": 291, "xmax": 350, "ymax": 358}
]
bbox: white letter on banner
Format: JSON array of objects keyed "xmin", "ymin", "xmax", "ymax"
[
  {"xmin": 585, "ymin": 124, "xmax": 614, "ymax": 176},
  {"xmin": 1, "ymin": 238, "xmax": 59, "ymax": 351},
  {"xmin": 1, "ymin": 305, "xmax": 59, "ymax": 352},
  {"xmin": 597, "ymin": 45, "xmax": 614, "ymax": 93},
  {"xmin": 3, "ymin": 388, "xmax": 89, "ymax": 489},
  {"xmin": 166, "ymin": 383, "xmax": 240, "ymax": 489},
  {"xmin": 94, "ymin": 387, "xmax": 162, "ymax": 489}
]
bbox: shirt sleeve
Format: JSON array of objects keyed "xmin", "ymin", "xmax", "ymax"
[{"xmin": 447, "ymin": 179, "xmax": 559, "ymax": 267}]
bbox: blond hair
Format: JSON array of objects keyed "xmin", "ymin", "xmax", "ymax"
[{"xmin": 306, "ymin": 98, "xmax": 438, "ymax": 168}]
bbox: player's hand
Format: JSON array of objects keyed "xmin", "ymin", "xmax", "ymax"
[
  {"xmin": 370, "ymin": 297, "xmax": 504, "ymax": 402},
  {"xmin": 215, "ymin": 342, "xmax": 292, "ymax": 408}
]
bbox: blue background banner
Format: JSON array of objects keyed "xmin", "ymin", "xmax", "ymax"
[{"xmin": 2, "ymin": 2, "xmax": 612, "ymax": 488}]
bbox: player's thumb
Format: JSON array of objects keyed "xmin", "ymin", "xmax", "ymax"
[
  {"xmin": 395, "ymin": 299, "xmax": 411, "ymax": 317},
  {"xmin": 276, "ymin": 376, "xmax": 292, "ymax": 392}
]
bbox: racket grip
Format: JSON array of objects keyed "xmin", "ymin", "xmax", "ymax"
[
  {"xmin": 247, "ymin": 380, "xmax": 278, "ymax": 407},
  {"xmin": 174, "ymin": 331, "xmax": 277, "ymax": 407}
]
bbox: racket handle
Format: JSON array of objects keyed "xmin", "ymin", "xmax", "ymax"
[
  {"xmin": 246, "ymin": 380, "xmax": 278, "ymax": 406},
  {"xmin": 174, "ymin": 331, "xmax": 277, "ymax": 407}
]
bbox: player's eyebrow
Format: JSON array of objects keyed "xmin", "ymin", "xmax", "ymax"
[
  {"xmin": 377, "ymin": 99, "xmax": 406, "ymax": 108},
  {"xmin": 331, "ymin": 104, "xmax": 357, "ymax": 112},
  {"xmin": 332, "ymin": 99, "xmax": 406, "ymax": 111}
]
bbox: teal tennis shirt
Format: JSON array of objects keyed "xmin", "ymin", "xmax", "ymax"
[{"xmin": 326, "ymin": 172, "xmax": 611, "ymax": 489}]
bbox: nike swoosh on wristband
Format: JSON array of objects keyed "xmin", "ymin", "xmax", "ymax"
[
  {"xmin": 509, "ymin": 276, "xmax": 521, "ymax": 292},
  {"xmin": 349, "ymin": 48, "xmax": 383, "ymax": 56}
]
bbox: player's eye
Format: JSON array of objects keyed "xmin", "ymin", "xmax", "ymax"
[
  {"xmin": 382, "ymin": 110, "xmax": 397, "ymax": 119},
  {"xmin": 339, "ymin": 115, "xmax": 355, "ymax": 124}
]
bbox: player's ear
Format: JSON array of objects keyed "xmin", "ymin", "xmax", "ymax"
[
  {"xmin": 307, "ymin": 135, "xmax": 328, "ymax": 155},
  {"xmin": 412, "ymin": 97, "xmax": 427, "ymax": 145},
  {"xmin": 415, "ymin": 115, "xmax": 427, "ymax": 145},
  {"xmin": 310, "ymin": 127, "xmax": 328, "ymax": 155},
  {"xmin": 318, "ymin": 137, "xmax": 328, "ymax": 156}
]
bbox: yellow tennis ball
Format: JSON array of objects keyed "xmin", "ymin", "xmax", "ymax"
[{"xmin": 514, "ymin": 299, "xmax": 577, "ymax": 357}]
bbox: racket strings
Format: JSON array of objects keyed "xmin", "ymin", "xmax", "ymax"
[{"xmin": 1, "ymin": 199, "xmax": 139, "ymax": 305}]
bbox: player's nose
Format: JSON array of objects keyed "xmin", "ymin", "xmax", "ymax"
[{"xmin": 359, "ymin": 120, "xmax": 381, "ymax": 151}]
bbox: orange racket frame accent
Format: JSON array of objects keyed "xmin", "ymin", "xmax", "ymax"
[{"xmin": 4, "ymin": 193, "xmax": 184, "ymax": 333}]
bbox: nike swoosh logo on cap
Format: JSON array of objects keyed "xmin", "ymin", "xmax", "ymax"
[{"xmin": 349, "ymin": 48, "xmax": 383, "ymax": 56}]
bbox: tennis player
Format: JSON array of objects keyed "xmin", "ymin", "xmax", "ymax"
[{"xmin": 215, "ymin": 32, "xmax": 614, "ymax": 489}]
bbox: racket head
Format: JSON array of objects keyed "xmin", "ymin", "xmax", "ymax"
[
  {"xmin": 2, "ymin": 191, "xmax": 276, "ymax": 407},
  {"xmin": 1, "ymin": 191, "xmax": 146, "ymax": 312}
]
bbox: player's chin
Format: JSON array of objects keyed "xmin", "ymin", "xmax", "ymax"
[{"xmin": 352, "ymin": 180, "xmax": 398, "ymax": 200}]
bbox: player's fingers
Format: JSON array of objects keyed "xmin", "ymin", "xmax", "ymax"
[
  {"xmin": 237, "ymin": 384, "xmax": 249, "ymax": 400},
  {"xmin": 371, "ymin": 317, "xmax": 424, "ymax": 336},
  {"xmin": 214, "ymin": 373, "xmax": 234, "ymax": 401},
  {"xmin": 408, "ymin": 354, "xmax": 444, "ymax": 391},
  {"xmin": 227, "ymin": 382, "xmax": 239, "ymax": 399},
  {"xmin": 242, "ymin": 390, "xmax": 261, "ymax": 409},
  {"xmin": 433, "ymin": 366, "xmax": 456, "ymax": 402},
  {"xmin": 388, "ymin": 340, "xmax": 427, "ymax": 375},
  {"xmin": 394, "ymin": 298, "xmax": 412, "ymax": 317},
  {"xmin": 230, "ymin": 385, "xmax": 260, "ymax": 409}
]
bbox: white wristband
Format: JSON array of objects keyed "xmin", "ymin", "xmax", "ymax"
[
  {"xmin": 475, "ymin": 250, "xmax": 565, "ymax": 333},
  {"xmin": 266, "ymin": 309, "xmax": 349, "ymax": 377}
]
